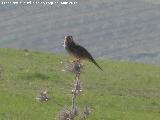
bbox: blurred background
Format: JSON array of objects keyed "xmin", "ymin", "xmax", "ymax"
[{"xmin": 0, "ymin": 0, "xmax": 160, "ymax": 64}]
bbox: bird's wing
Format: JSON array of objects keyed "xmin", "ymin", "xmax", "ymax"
[
  {"xmin": 76, "ymin": 45, "xmax": 93, "ymax": 59},
  {"xmin": 76, "ymin": 45, "xmax": 103, "ymax": 71}
]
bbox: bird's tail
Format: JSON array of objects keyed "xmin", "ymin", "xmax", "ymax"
[{"xmin": 91, "ymin": 59, "xmax": 103, "ymax": 71}]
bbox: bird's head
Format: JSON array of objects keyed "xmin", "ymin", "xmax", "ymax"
[{"xmin": 63, "ymin": 36, "xmax": 74, "ymax": 47}]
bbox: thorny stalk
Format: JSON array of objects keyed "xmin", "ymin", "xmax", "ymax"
[{"xmin": 58, "ymin": 61, "xmax": 90, "ymax": 120}]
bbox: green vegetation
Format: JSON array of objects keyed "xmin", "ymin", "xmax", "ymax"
[{"xmin": 0, "ymin": 48, "xmax": 160, "ymax": 120}]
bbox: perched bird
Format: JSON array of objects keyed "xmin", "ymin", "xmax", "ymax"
[{"xmin": 63, "ymin": 36, "xmax": 103, "ymax": 71}]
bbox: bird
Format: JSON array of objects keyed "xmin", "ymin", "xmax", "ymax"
[{"xmin": 63, "ymin": 36, "xmax": 103, "ymax": 71}]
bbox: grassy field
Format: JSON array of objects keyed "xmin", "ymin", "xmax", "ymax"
[{"xmin": 0, "ymin": 48, "xmax": 160, "ymax": 120}]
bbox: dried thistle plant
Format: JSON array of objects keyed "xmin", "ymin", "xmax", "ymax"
[
  {"xmin": 36, "ymin": 90, "xmax": 49, "ymax": 102},
  {"xmin": 57, "ymin": 61, "xmax": 91, "ymax": 120}
]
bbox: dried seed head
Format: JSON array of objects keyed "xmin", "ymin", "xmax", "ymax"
[
  {"xmin": 65, "ymin": 62, "xmax": 84, "ymax": 75},
  {"xmin": 36, "ymin": 90, "xmax": 49, "ymax": 102},
  {"xmin": 58, "ymin": 107, "xmax": 77, "ymax": 120}
]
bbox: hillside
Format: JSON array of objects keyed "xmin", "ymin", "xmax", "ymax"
[
  {"xmin": 0, "ymin": 48, "xmax": 160, "ymax": 120},
  {"xmin": 0, "ymin": 0, "xmax": 160, "ymax": 64}
]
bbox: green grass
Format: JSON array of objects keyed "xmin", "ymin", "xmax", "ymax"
[{"xmin": 0, "ymin": 48, "xmax": 160, "ymax": 120}]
